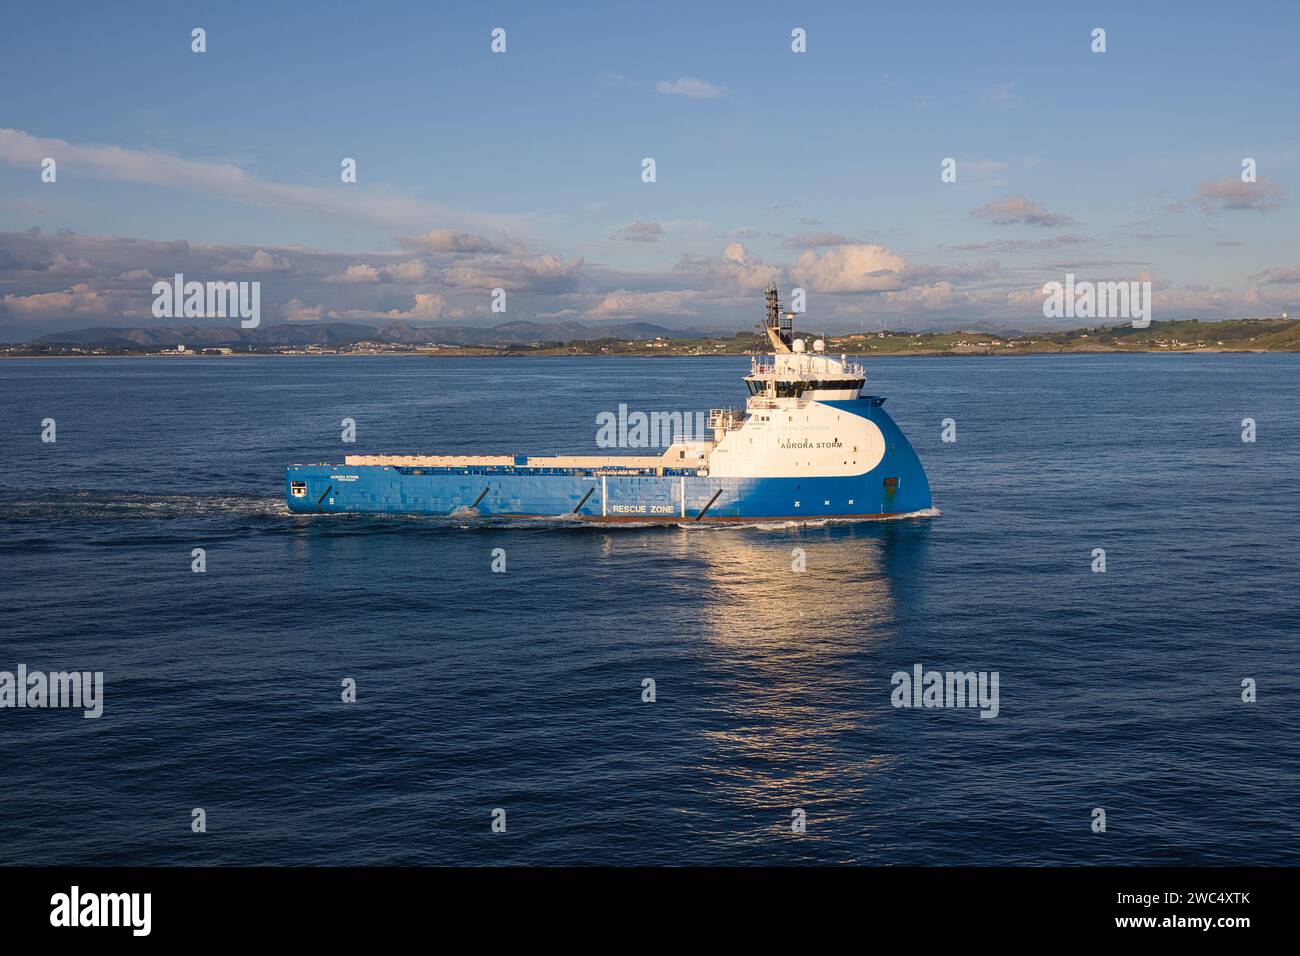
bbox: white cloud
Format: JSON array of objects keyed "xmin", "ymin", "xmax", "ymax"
[
  {"xmin": 393, "ymin": 229, "xmax": 510, "ymax": 254},
  {"xmin": 719, "ymin": 243, "xmax": 780, "ymax": 290},
  {"xmin": 673, "ymin": 243, "xmax": 781, "ymax": 292},
  {"xmin": 46, "ymin": 252, "xmax": 93, "ymax": 274},
  {"xmin": 655, "ymin": 77, "xmax": 727, "ymax": 99},
  {"xmin": 970, "ymin": 195, "xmax": 1073, "ymax": 227},
  {"xmin": 282, "ymin": 298, "xmax": 323, "ymax": 322},
  {"xmin": 333, "ymin": 292, "xmax": 446, "ymax": 322},
  {"xmin": 0, "ymin": 128, "xmax": 528, "ymax": 233},
  {"xmin": 326, "ymin": 263, "xmax": 382, "ymax": 284},
  {"xmin": 396, "ymin": 293, "xmax": 445, "ymax": 319},
  {"xmin": 880, "ymin": 281, "xmax": 966, "ymax": 309},
  {"xmin": 3, "ymin": 282, "xmax": 112, "ymax": 320},
  {"xmin": 1242, "ymin": 263, "xmax": 1300, "ymax": 308},
  {"xmin": 220, "ymin": 249, "xmax": 291, "ymax": 273},
  {"xmin": 1193, "ymin": 177, "xmax": 1286, "ymax": 213},
  {"xmin": 1249, "ymin": 264, "xmax": 1300, "ymax": 284},
  {"xmin": 381, "ymin": 259, "xmax": 427, "ymax": 281},
  {"xmin": 793, "ymin": 244, "xmax": 908, "ymax": 293},
  {"xmin": 326, "ymin": 259, "xmax": 428, "ymax": 283},
  {"xmin": 587, "ymin": 290, "xmax": 701, "ymax": 318},
  {"xmin": 442, "ymin": 253, "xmax": 584, "ymax": 292}
]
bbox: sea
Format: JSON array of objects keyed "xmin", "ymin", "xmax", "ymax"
[{"xmin": 1, "ymin": 353, "xmax": 1296, "ymax": 865}]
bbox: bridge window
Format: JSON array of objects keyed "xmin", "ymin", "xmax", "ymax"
[{"xmin": 771, "ymin": 379, "xmax": 864, "ymax": 397}]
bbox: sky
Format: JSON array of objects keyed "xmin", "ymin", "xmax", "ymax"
[{"xmin": 1, "ymin": 0, "xmax": 1298, "ymax": 339}]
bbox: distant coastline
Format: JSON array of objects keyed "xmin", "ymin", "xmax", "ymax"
[{"xmin": 3, "ymin": 317, "xmax": 1297, "ymax": 358}]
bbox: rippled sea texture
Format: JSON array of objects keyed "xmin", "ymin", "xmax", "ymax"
[{"xmin": 1, "ymin": 354, "xmax": 1297, "ymax": 865}]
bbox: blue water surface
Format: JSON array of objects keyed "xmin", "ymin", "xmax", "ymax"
[{"xmin": 0, "ymin": 353, "xmax": 1296, "ymax": 865}]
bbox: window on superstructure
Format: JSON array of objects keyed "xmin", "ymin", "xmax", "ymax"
[
  {"xmin": 806, "ymin": 379, "xmax": 864, "ymax": 391},
  {"xmin": 772, "ymin": 379, "xmax": 864, "ymax": 397}
]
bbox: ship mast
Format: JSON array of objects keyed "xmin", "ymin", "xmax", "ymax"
[{"xmin": 760, "ymin": 283, "xmax": 794, "ymax": 353}]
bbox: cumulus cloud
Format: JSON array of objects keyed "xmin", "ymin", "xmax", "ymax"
[
  {"xmin": 220, "ymin": 249, "xmax": 291, "ymax": 273},
  {"xmin": 1244, "ymin": 264, "xmax": 1300, "ymax": 308},
  {"xmin": 382, "ymin": 259, "xmax": 427, "ymax": 281},
  {"xmin": 970, "ymin": 195, "xmax": 1073, "ymax": 227},
  {"xmin": 655, "ymin": 77, "xmax": 727, "ymax": 99},
  {"xmin": 326, "ymin": 263, "xmax": 382, "ymax": 284},
  {"xmin": 326, "ymin": 259, "xmax": 428, "ymax": 284},
  {"xmin": 611, "ymin": 221, "xmax": 664, "ymax": 242},
  {"xmin": 0, "ymin": 230, "xmax": 591, "ymax": 332},
  {"xmin": 587, "ymin": 290, "xmax": 701, "ymax": 318},
  {"xmin": 333, "ymin": 293, "xmax": 447, "ymax": 322},
  {"xmin": 673, "ymin": 242, "xmax": 781, "ymax": 291},
  {"xmin": 1248, "ymin": 264, "xmax": 1300, "ymax": 284},
  {"xmin": 727, "ymin": 243, "xmax": 781, "ymax": 289},
  {"xmin": 3, "ymin": 283, "xmax": 113, "ymax": 320},
  {"xmin": 46, "ymin": 252, "xmax": 93, "ymax": 274},
  {"xmin": 1192, "ymin": 177, "xmax": 1287, "ymax": 213},
  {"xmin": 393, "ymin": 229, "xmax": 509, "ymax": 254},
  {"xmin": 442, "ymin": 253, "xmax": 584, "ymax": 293},
  {"xmin": 792, "ymin": 243, "xmax": 908, "ymax": 293},
  {"xmin": 393, "ymin": 293, "xmax": 445, "ymax": 320},
  {"xmin": 282, "ymin": 298, "xmax": 323, "ymax": 322},
  {"xmin": 880, "ymin": 282, "xmax": 968, "ymax": 309},
  {"xmin": 1000, "ymin": 274, "xmax": 1286, "ymax": 319}
]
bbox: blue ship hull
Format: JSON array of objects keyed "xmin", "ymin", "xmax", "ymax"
[{"xmin": 285, "ymin": 397, "xmax": 932, "ymax": 522}]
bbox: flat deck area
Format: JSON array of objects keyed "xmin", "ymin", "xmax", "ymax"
[
  {"xmin": 344, "ymin": 453, "xmax": 673, "ymax": 469},
  {"xmin": 344, "ymin": 444, "xmax": 711, "ymax": 471}
]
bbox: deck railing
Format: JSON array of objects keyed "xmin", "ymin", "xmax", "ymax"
[
  {"xmin": 749, "ymin": 356, "xmax": 866, "ymax": 378},
  {"xmin": 707, "ymin": 407, "xmax": 745, "ymax": 432}
]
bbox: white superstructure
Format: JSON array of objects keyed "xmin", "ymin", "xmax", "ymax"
[{"xmin": 697, "ymin": 285, "xmax": 886, "ymax": 478}]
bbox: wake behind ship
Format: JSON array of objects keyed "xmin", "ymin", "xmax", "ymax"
[{"xmin": 284, "ymin": 287, "xmax": 933, "ymax": 522}]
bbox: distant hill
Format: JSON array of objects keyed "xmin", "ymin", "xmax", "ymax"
[
  {"xmin": 26, "ymin": 319, "xmax": 704, "ymax": 349},
  {"xmin": 20, "ymin": 316, "xmax": 1299, "ymax": 357},
  {"xmin": 1096, "ymin": 317, "xmax": 1298, "ymax": 348}
]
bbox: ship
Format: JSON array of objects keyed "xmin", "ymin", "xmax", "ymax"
[{"xmin": 284, "ymin": 286, "xmax": 933, "ymax": 522}]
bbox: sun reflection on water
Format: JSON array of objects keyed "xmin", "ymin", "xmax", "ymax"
[{"xmin": 653, "ymin": 520, "xmax": 934, "ymax": 857}]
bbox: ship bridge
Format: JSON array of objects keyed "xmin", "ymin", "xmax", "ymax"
[
  {"xmin": 745, "ymin": 283, "xmax": 866, "ymax": 402},
  {"xmin": 744, "ymin": 347, "xmax": 865, "ymax": 400}
]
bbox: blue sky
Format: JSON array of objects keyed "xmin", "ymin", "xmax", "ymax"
[{"xmin": 1, "ymin": 0, "xmax": 1297, "ymax": 337}]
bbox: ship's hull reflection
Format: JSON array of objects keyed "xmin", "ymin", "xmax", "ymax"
[{"xmin": 602, "ymin": 518, "xmax": 934, "ymax": 859}]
